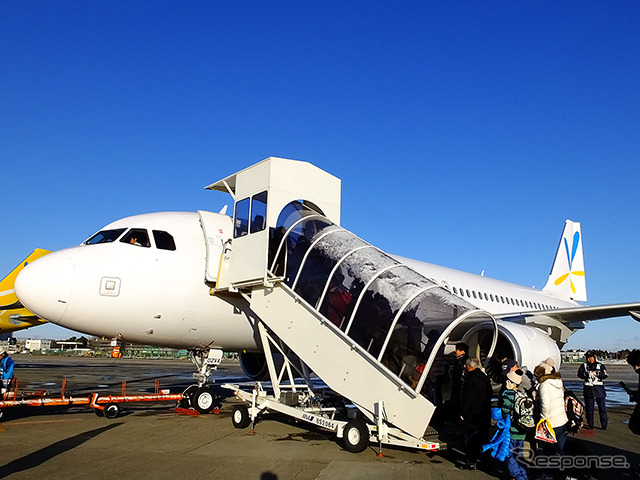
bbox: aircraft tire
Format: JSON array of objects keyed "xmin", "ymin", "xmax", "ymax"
[
  {"xmin": 192, "ymin": 387, "xmax": 216, "ymax": 414},
  {"xmin": 103, "ymin": 403, "xmax": 120, "ymax": 419},
  {"xmin": 342, "ymin": 419, "xmax": 369, "ymax": 453},
  {"xmin": 231, "ymin": 405, "xmax": 251, "ymax": 429}
]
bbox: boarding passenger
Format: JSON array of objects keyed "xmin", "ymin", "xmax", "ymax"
[
  {"xmin": 577, "ymin": 350, "xmax": 608, "ymax": 430},
  {"xmin": 535, "ymin": 363, "xmax": 569, "ymax": 454},
  {"xmin": 411, "ymin": 330, "xmax": 447, "ymax": 406},
  {"xmin": 498, "ymin": 356, "xmax": 534, "ymax": 399},
  {"xmin": 456, "ymin": 357, "xmax": 492, "ymax": 470},
  {"xmin": 449, "ymin": 342, "xmax": 469, "ymax": 415},
  {"xmin": 0, "ymin": 351, "xmax": 15, "ymax": 396},
  {"xmin": 534, "ymin": 363, "xmax": 569, "ymax": 480},
  {"xmin": 324, "ymin": 271, "xmax": 352, "ymax": 328},
  {"xmin": 501, "ymin": 370, "xmax": 529, "ymax": 480}
]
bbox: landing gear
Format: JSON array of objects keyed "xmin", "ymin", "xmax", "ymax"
[
  {"xmin": 180, "ymin": 348, "xmax": 224, "ymax": 412},
  {"xmin": 189, "ymin": 348, "xmax": 223, "ymax": 386}
]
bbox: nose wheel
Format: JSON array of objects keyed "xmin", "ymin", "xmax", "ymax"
[
  {"xmin": 192, "ymin": 386, "xmax": 216, "ymax": 414},
  {"xmin": 180, "ymin": 385, "xmax": 217, "ymax": 414}
]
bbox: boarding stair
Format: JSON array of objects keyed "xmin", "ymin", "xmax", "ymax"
[{"xmin": 207, "ymin": 157, "xmax": 498, "ymax": 448}]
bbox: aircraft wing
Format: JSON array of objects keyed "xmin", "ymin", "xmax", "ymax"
[{"xmin": 498, "ymin": 302, "xmax": 640, "ymax": 345}]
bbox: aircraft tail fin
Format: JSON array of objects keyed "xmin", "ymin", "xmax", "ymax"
[
  {"xmin": 0, "ymin": 249, "xmax": 51, "ymax": 332},
  {"xmin": 542, "ymin": 220, "xmax": 587, "ymax": 302}
]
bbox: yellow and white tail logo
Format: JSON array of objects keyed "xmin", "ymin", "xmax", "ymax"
[
  {"xmin": 543, "ymin": 220, "xmax": 586, "ymax": 302},
  {"xmin": 0, "ymin": 249, "xmax": 51, "ymax": 332}
]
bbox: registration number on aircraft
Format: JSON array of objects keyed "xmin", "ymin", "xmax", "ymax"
[{"xmin": 302, "ymin": 413, "xmax": 337, "ymax": 431}]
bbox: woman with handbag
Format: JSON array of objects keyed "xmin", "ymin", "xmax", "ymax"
[
  {"xmin": 534, "ymin": 363, "xmax": 569, "ymax": 480},
  {"xmin": 535, "ymin": 363, "xmax": 569, "ymax": 453}
]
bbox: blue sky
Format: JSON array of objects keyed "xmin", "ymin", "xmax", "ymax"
[{"xmin": 2, "ymin": 2, "xmax": 639, "ymax": 351}]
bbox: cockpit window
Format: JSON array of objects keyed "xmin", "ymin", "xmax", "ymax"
[
  {"xmin": 153, "ymin": 230, "xmax": 176, "ymax": 251},
  {"xmin": 120, "ymin": 229, "xmax": 151, "ymax": 247},
  {"xmin": 85, "ymin": 228, "xmax": 127, "ymax": 245}
]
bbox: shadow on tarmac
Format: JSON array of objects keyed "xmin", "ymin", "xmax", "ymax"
[{"xmin": 0, "ymin": 423, "xmax": 123, "ymax": 477}]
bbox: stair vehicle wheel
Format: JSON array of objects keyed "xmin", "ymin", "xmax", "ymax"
[
  {"xmin": 231, "ymin": 405, "xmax": 251, "ymax": 429},
  {"xmin": 179, "ymin": 385, "xmax": 198, "ymax": 408},
  {"xmin": 342, "ymin": 419, "xmax": 369, "ymax": 453},
  {"xmin": 192, "ymin": 387, "xmax": 216, "ymax": 414},
  {"xmin": 103, "ymin": 403, "xmax": 120, "ymax": 419}
]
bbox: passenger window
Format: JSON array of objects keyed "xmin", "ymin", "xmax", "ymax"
[
  {"xmin": 153, "ymin": 230, "xmax": 176, "ymax": 251},
  {"xmin": 234, "ymin": 198, "xmax": 250, "ymax": 238},
  {"xmin": 453, "ymin": 287, "xmax": 458, "ymax": 295},
  {"xmin": 250, "ymin": 191, "xmax": 267, "ymax": 233},
  {"xmin": 85, "ymin": 228, "xmax": 126, "ymax": 245},
  {"xmin": 120, "ymin": 229, "xmax": 151, "ymax": 247}
]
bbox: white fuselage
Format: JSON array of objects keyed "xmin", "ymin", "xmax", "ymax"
[
  {"xmin": 15, "ymin": 210, "xmax": 576, "ymax": 351},
  {"xmin": 16, "ymin": 212, "xmax": 258, "ymax": 350}
]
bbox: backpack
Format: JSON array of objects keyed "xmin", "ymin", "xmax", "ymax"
[
  {"xmin": 513, "ymin": 390, "xmax": 536, "ymax": 430},
  {"xmin": 564, "ymin": 389, "xmax": 584, "ymax": 434}
]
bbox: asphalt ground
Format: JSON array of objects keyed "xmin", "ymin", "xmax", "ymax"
[{"xmin": 0, "ymin": 355, "xmax": 638, "ymax": 480}]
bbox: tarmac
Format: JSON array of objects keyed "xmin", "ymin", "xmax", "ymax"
[{"xmin": 0, "ymin": 355, "xmax": 638, "ymax": 480}]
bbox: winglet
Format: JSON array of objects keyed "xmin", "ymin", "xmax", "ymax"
[
  {"xmin": 542, "ymin": 220, "xmax": 587, "ymax": 302},
  {"xmin": 0, "ymin": 249, "xmax": 51, "ymax": 333}
]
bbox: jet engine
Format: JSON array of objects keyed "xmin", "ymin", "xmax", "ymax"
[
  {"xmin": 239, "ymin": 350, "xmax": 303, "ymax": 381},
  {"xmin": 239, "ymin": 351, "xmax": 269, "ymax": 380},
  {"xmin": 462, "ymin": 321, "xmax": 561, "ymax": 382}
]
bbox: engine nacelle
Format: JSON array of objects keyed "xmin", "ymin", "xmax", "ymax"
[
  {"xmin": 239, "ymin": 351, "xmax": 269, "ymax": 380},
  {"xmin": 462, "ymin": 320, "xmax": 561, "ymax": 382},
  {"xmin": 239, "ymin": 350, "xmax": 303, "ymax": 381}
]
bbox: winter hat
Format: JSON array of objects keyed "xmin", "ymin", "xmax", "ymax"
[
  {"xmin": 545, "ymin": 357, "xmax": 555, "ymax": 368},
  {"xmin": 506, "ymin": 370, "xmax": 522, "ymax": 385},
  {"xmin": 502, "ymin": 358, "xmax": 518, "ymax": 372},
  {"xmin": 537, "ymin": 363, "xmax": 553, "ymax": 376},
  {"xmin": 585, "ymin": 350, "xmax": 596, "ymax": 360}
]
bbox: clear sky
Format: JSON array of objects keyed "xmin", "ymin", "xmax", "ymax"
[{"xmin": 2, "ymin": 2, "xmax": 639, "ymax": 351}]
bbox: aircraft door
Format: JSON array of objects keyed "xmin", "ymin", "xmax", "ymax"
[{"xmin": 198, "ymin": 211, "xmax": 231, "ymax": 284}]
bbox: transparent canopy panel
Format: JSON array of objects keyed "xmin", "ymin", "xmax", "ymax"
[{"xmin": 268, "ymin": 201, "xmax": 496, "ymax": 401}]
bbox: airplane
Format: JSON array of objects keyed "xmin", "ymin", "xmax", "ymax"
[
  {"xmin": 0, "ymin": 249, "xmax": 50, "ymax": 334},
  {"xmin": 13, "ymin": 157, "xmax": 640, "ymax": 418}
]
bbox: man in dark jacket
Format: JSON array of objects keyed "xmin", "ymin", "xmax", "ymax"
[
  {"xmin": 449, "ymin": 342, "xmax": 469, "ymax": 416},
  {"xmin": 457, "ymin": 357, "xmax": 492, "ymax": 470},
  {"xmin": 577, "ymin": 350, "xmax": 608, "ymax": 430}
]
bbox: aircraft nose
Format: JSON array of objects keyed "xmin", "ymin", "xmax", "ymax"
[{"xmin": 15, "ymin": 251, "xmax": 73, "ymax": 324}]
